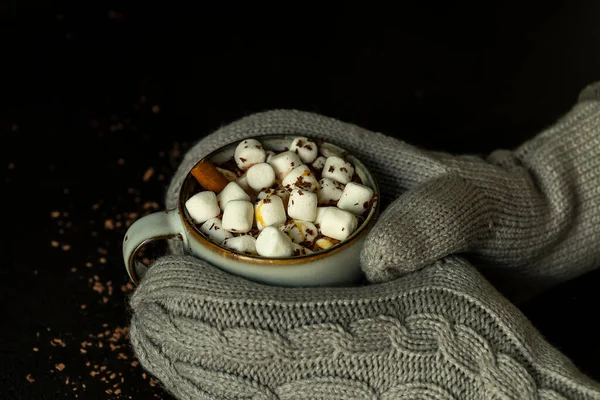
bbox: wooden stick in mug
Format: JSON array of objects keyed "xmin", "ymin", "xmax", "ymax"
[{"xmin": 190, "ymin": 159, "xmax": 230, "ymax": 193}]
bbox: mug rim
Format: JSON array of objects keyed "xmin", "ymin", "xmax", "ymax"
[{"xmin": 177, "ymin": 134, "xmax": 380, "ymax": 266}]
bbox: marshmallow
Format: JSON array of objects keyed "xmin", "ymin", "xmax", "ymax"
[
  {"xmin": 321, "ymin": 156, "xmax": 355, "ymax": 184},
  {"xmin": 222, "ymin": 235, "xmax": 257, "ymax": 255},
  {"xmin": 286, "ymin": 220, "xmax": 318, "ymax": 244},
  {"xmin": 185, "ymin": 191, "xmax": 220, "ymax": 224},
  {"xmin": 319, "ymin": 207, "xmax": 357, "ymax": 241},
  {"xmin": 287, "ymin": 188, "xmax": 318, "ymax": 222},
  {"xmin": 268, "ymin": 151, "xmax": 302, "ymax": 181},
  {"xmin": 292, "ymin": 242, "xmax": 313, "ymax": 256},
  {"xmin": 265, "ymin": 150, "xmax": 276, "ymax": 163},
  {"xmin": 236, "ymin": 173, "xmax": 252, "ymax": 193},
  {"xmin": 289, "ymin": 137, "xmax": 318, "ymax": 164},
  {"xmin": 312, "ymin": 156, "xmax": 327, "ymax": 170},
  {"xmin": 282, "ymin": 165, "xmax": 319, "ymax": 192},
  {"xmin": 257, "ymin": 188, "xmax": 290, "ymax": 210},
  {"xmin": 317, "ymin": 178, "xmax": 345, "ymax": 205},
  {"xmin": 234, "ymin": 139, "xmax": 266, "ymax": 170},
  {"xmin": 315, "ymin": 237, "xmax": 339, "ymax": 250},
  {"xmin": 337, "ymin": 182, "xmax": 375, "ymax": 215},
  {"xmin": 222, "ymin": 200, "xmax": 254, "ymax": 233},
  {"xmin": 200, "ymin": 217, "xmax": 233, "ymax": 243},
  {"xmin": 246, "ymin": 163, "xmax": 276, "ymax": 192},
  {"xmin": 255, "ymin": 226, "xmax": 293, "ymax": 258},
  {"xmin": 314, "ymin": 206, "xmax": 333, "ymax": 226},
  {"xmin": 255, "ymin": 195, "xmax": 287, "ymax": 230},
  {"xmin": 216, "ymin": 167, "xmax": 238, "ymax": 182},
  {"xmin": 217, "ymin": 181, "xmax": 251, "ymax": 211}
]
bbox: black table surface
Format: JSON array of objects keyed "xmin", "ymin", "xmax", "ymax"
[{"xmin": 2, "ymin": 3, "xmax": 600, "ymax": 399}]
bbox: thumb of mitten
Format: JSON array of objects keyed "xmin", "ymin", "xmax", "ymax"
[{"xmin": 361, "ymin": 174, "xmax": 492, "ymax": 282}]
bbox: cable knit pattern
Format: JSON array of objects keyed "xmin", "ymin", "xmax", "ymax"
[
  {"xmin": 130, "ymin": 256, "xmax": 600, "ymax": 399},
  {"xmin": 164, "ymin": 102, "xmax": 600, "ymax": 301}
]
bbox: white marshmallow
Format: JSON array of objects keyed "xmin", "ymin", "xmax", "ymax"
[
  {"xmin": 222, "ymin": 200, "xmax": 254, "ymax": 233},
  {"xmin": 312, "ymin": 156, "xmax": 327, "ymax": 170},
  {"xmin": 236, "ymin": 173, "xmax": 252, "ymax": 193},
  {"xmin": 200, "ymin": 217, "xmax": 233, "ymax": 243},
  {"xmin": 319, "ymin": 207, "xmax": 357, "ymax": 241},
  {"xmin": 268, "ymin": 151, "xmax": 302, "ymax": 180},
  {"xmin": 257, "ymin": 188, "xmax": 290, "ymax": 210},
  {"xmin": 315, "ymin": 237, "xmax": 339, "ymax": 250},
  {"xmin": 234, "ymin": 139, "xmax": 266, "ymax": 170},
  {"xmin": 287, "ymin": 188, "xmax": 318, "ymax": 222},
  {"xmin": 246, "ymin": 163, "xmax": 276, "ymax": 192},
  {"xmin": 314, "ymin": 206, "xmax": 333, "ymax": 226},
  {"xmin": 222, "ymin": 235, "xmax": 257, "ymax": 255},
  {"xmin": 292, "ymin": 242, "xmax": 313, "ymax": 256},
  {"xmin": 337, "ymin": 182, "xmax": 375, "ymax": 215},
  {"xmin": 321, "ymin": 156, "xmax": 355, "ymax": 184},
  {"xmin": 216, "ymin": 167, "xmax": 238, "ymax": 182},
  {"xmin": 217, "ymin": 181, "xmax": 251, "ymax": 211},
  {"xmin": 265, "ymin": 150, "xmax": 276, "ymax": 163},
  {"xmin": 282, "ymin": 165, "xmax": 319, "ymax": 192},
  {"xmin": 289, "ymin": 137, "xmax": 318, "ymax": 164},
  {"xmin": 286, "ymin": 220, "xmax": 318, "ymax": 244},
  {"xmin": 317, "ymin": 178, "xmax": 345, "ymax": 205},
  {"xmin": 256, "ymin": 226, "xmax": 293, "ymax": 258},
  {"xmin": 185, "ymin": 191, "xmax": 220, "ymax": 224},
  {"xmin": 255, "ymin": 195, "xmax": 287, "ymax": 230}
]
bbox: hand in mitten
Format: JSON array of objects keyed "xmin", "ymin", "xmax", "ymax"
[
  {"xmin": 129, "ymin": 94, "xmax": 600, "ymax": 399},
  {"xmin": 130, "ymin": 256, "xmax": 600, "ymax": 400},
  {"xmin": 166, "ymin": 99, "xmax": 600, "ymax": 302}
]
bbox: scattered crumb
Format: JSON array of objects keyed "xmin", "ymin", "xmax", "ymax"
[
  {"xmin": 142, "ymin": 167, "xmax": 154, "ymax": 182},
  {"xmin": 51, "ymin": 211, "xmax": 61, "ymax": 218},
  {"xmin": 55, "ymin": 363, "xmax": 66, "ymax": 371},
  {"xmin": 99, "ymin": 257, "xmax": 107, "ymax": 264},
  {"xmin": 26, "ymin": 374, "xmax": 35, "ymax": 383},
  {"xmin": 85, "ymin": 262, "xmax": 93, "ymax": 268},
  {"xmin": 51, "ymin": 240, "xmax": 59, "ymax": 247},
  {"xmin": 62, "ymin": 244, "xmax": 71, "ymax": 251},
  {"xmin": 151, "ymin": 105, "xmax": 160, "ymax": 113},
  {"xmin": 93, "ymin": 281, "xmax": 105, "ymax": 294},
  {"xmin": 33, "ymin": 347, "xmax": 38, "ymax": 352}
]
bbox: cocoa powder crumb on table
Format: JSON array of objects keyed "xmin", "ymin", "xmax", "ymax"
[{"xmin": 142, "ymin": 167, "xmax": 154, "ymax": 182}]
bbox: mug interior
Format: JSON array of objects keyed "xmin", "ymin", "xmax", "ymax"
[{"xmin": 178, "ymin": 135, "xmax": 379, "ymax": 261}]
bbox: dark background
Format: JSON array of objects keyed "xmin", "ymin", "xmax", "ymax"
[{"xmin": 2, "ymin": 2, "xmax": 600, "ymax": 399}]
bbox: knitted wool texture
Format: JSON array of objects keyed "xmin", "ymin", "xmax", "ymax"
[{"xmin": 130, "ymin": 102, "xmax": 600, "ymax": 399}]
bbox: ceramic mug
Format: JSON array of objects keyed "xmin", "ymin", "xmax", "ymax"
[{"xmin": 122, "ymin": 135, "xmax": 379, "ymax": 287}]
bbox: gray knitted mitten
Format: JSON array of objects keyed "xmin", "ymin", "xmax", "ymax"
[
  {"xmin": 164, "ymin": 101, "xmax": 600, "ymax": 301},
  {"xmin": 130, "ymin": 257, "xmax": 600, "ymax": 399},
  {"xmin": 129, "ymin": 98, "xmax": 600, "ymax": 399}
]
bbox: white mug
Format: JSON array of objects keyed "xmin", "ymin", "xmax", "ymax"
[{"xmin": 122, "ymin": 135, "xmax": 379, "ymax": 287}]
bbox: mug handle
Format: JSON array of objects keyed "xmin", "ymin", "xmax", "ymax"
[{"xmin": 122, "ymin": 209, "xmax": 185, "ymax": 285}]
